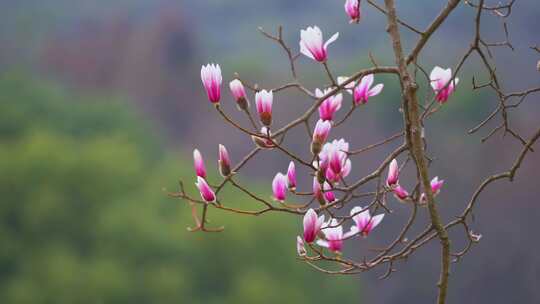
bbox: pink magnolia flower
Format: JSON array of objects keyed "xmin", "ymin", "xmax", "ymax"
[
  {"xmin": 195, "ymin": 176, "xmax": 216, "ymax": 202},
  {"xmin": 430, "ymin": 176, "xmax": 444, "ymax": 194},
  {"xmin": 313, "ymin": 119, "xmax": 332, "ymax": 143},
  {"xmin": 353, "ymin": 74, "xmax": 383, "ymax": 105},
  {"xmin": 316, "ymin": 88, "xmax": 342, "ymax": 121},
  {"xmin": 300, "ymin": 26, "xmax": 339, "ymax": 62},
  {"xmin": 193, "ymin": 149, "xmax": 206, "ymax": 178},
  {"xmin": 255, "ymin": 90, "xmax": 273, "ymax": 126},
  {"xmin": 287, "ymin": 161, "xmax": 297, "ymax": 190},
  {"xmin": 323, "ymin": 182, "xmax": 336, "ymax": 202},
  {"xmin": 328, "ymin": 145, "xmax": 346, "ymax": 177},
  {"xmin": 324, "ymin": 166, "xmax": 337, "ymax": 183},
  {"xmin": 200, "ymin": 63, "xmax": 222, "ymax": 103},
  {"xmin": 344, "ymin": 0, "xmax": 361, "ymax": 23},
  {"xmin": 430, "ymin": 66, "xmax": 459, "ymax": 103},
  {"xmin": 297, "ymin": 236, "xmax": 307, "ymax": 256},
  {"xmin": 420, "ymin": 176, "xmax": 445, "ymax": 202},
  {"xmin": 319, "ymin": 139, "xmax": 351, "ymax": 183},
  {"xmin": 303, "ymin": 208, "xmax": 325, "ymax": 243},
  {"xmin": 317, "ymin": 219, "xmax": 344, "ymax": 252},
  {"xmin": 386, "ymin": 159, "xmax": 399, "ymax": 187},
  {"xmin": 393, "ymin": 184, "xmax": 409, "ymax": 202},
  {"xmin": 229, "ymin": 79, "xmax": 249, "ymax": 110},
  {"xmin": 311, "ymin": 119, "xmax": 332, "ymax": 154},
  {"xmin": 272, "ymin": 172, "xmax": 288, "ymax": 202},
  {"xmin": 218, "ymin": 144, "xmax": 231, "ymax": 177},
  {"xmin": 349, "ymin": 206, "xmax": 384, "ymax": 237}
]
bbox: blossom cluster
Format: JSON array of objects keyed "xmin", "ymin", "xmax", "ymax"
[{"xmin": 193, "ymin": 3, "xmax": 458, "ymax": 258}]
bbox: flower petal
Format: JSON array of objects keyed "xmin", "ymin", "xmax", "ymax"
[
  {"xmin": 316, "ymin": 240, "xmax": 330, "ymax": 248},
  {"xmin": 368, "ymin": 83, "xmax": 384, "ymax": 97},
  {"xmin": 343, "ymin": 226, "xmax": 359, "ymax": 239},
  {"xmin": 324, "ymin": 32, "xmax": 339, "ymax": 50},
  {"xmin": 370, "ymin": 214, "xmax": 385, "ymax": 229},
  {"xmin": 300, "ymin": 40, "xmax": 315, "ymax": 60}
]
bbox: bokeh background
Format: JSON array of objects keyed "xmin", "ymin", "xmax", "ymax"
[{"xmin": 1, "ymin": 1, "xmax": 539, "ymax": 303}]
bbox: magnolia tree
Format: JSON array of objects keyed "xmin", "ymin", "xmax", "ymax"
[{"xmin": 170, "ymin": 1, "xmax": 540, "ymax": 303}]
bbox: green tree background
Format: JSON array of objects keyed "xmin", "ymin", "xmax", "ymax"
[{"xmin": 0, "ymin": 73, "xmax": 358, "ymax": 303}]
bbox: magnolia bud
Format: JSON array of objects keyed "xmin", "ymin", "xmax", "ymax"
[
  {"xmin": 311, "ymin": 120, "xmax": 331, "ymax": 154},
  {"xmin": 344, "ymin": 0, "xmax": 361, "ymax": 24},
  {"xmin": 218, "ymin": 144, "xmax": 231, "ymax": 177},
  {"xmin": 229, "ymin": 79, "xmax": 249, "ymax": 111},
  {"xmin": 200, "ymin": 63, "xmax": 222, "ymax": 104},
  {"xmin": 255, "ymin": 90, "xmax": 273, "ymax": 126},
  {"xmin": 287, "ymin": 161, "xmax": 296, "ymax": 190},
  {"xmin": 272, "ymin": 172, "xmax": 287, "ymax": 202}
]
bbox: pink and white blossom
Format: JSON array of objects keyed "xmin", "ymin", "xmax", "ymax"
[
  {"xmin": 229, "ymin": 79, "xmax": 249, "ymax": 110},
  {"xmin": 317, "ymin": 219, "xmax": 344, "ymax": 252},
  {"xmin": 218, "ymin": 144, "xmax": 231, "ymax": 177},
  {"xmin": 323, "ymin": 182, "xmax": 336, "ymax": 202},
  {"xmin": 386, "ymin": 159, "xmax": 399, "ymax": 187},
  {"xmin": 272, "ymin": 172, "xmax": 288, "ymax": 202},
  {"xmin": 420, "ymin": 176, "xmax": 445, "ymax": 202},
  {"xmin": 195, "ymin": 176, "xmax": 216, "ymax": 202},
  {"xmin": 287, "ymin": 161, "xmax": 297, "ymax": 190},
  {"xmin": 200, "ymin": 63, "xmax": 222, "ymax": 103},
  {"xmin": 319, "ymin": 139, "xmax": 351, "ymax": 183},
  {"xmin": 344, "ymin": 0, "xmax": 361, "ymax": 23},
  {"xmin": 297, "ymin": 236, "xmax": 307, "ymax": 256},
  {"xmin": 312, "ymin": 119, "xmax": 332, "ymax": 154},
  {"xmin": 430, "ymin": 66, "xmax": 459, "ymax": 103},
  {"xmin": 193, "ymin": 149, "xmax": 206, "ymax": 178},
  {"xmin": 349, "ymin": 206, "xmax": 384, "ymax": 237},
  {"xmin": 353, "ymin": 74, "xmax": 384, "ymax": 105},
  {"xmin": 255, "ymin": 90, "xmax": 273, "ymax": 126},
  {"xmin": 313, "ymin": 119, "xmax": 332, "ymax": 143},
  {"xmin": 393, "ymin": 185, "xmax": 409, "ymax": 201},
  {"xmin": 300, "ymin": 26, "xmax": 339, "ymax": 62},
  {"xmin": 316, "ymin": 88, "xmax": 343, "ymax": 121},
  {"xmin": 430, "ymin": 176, "xmax": 444, "ymax": 195},
  {"xmin": 303, "ymin": 208, "xmax": 325, "ymax": 243}
]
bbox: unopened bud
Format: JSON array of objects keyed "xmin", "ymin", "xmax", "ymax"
[
  {"xmin": 218, "ymin": 144, "xmax": 231, "ymax": 177},
  {"xmin": 311, "ymin": 119, "xmax": 331, "ymax": 154},
  {"xmin": 255, "ymin": 90, "xmax": 273, "ymax": 127},
  {"xmin": 229, "ymin": 79, "xmax": 249, "ymax": 111}
]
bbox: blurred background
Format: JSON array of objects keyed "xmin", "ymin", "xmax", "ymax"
[{"xmin": 0, "ymin": 1, "xmax": 539, "ymax": 303}]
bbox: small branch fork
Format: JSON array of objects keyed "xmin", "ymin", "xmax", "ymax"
[{"xmin": 169, "ymin": 2, "xmax": 539, "ymax": 304}]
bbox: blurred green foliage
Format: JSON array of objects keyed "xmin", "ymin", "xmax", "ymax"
[{"xmin": 0, "ymin": 73, "xmax": 358, "ymax": 303}]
